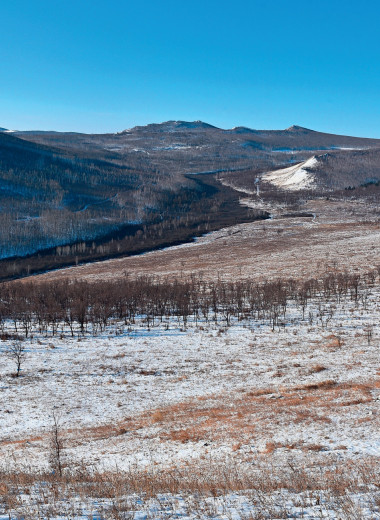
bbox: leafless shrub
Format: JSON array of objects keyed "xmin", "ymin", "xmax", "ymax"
[
  {"xmin": 5, "ymin": 340, "xmax": 27, "ymax": 377},
  {"xmin": 0, "ymin": 265, "xmax": 376, "ymax": 339}
]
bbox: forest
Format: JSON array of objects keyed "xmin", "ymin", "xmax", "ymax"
[{"xmin": 0, "ymin": 132, "xmax": 186, "ymax": 261}]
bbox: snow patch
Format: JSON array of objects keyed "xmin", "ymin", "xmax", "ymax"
[{"xmin": 262, "ymin": 156, "xmax": 319, "ymax": 190}]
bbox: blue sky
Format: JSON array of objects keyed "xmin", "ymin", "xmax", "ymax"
[{"xmin": 1, "ymin": 0, "xmax": 380, "ymax": 136}]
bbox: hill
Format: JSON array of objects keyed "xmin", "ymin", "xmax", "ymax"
[
  {"xmin": 0, "ymin": 131, "xmax": 188, "ymax": 261},
  {"xmin": 15, "ymin": 121, "xmax": 380, "ymax": 177},
  {"xmin": 1, "ymin": 120, "xmax": 380, "ymax": 278}
]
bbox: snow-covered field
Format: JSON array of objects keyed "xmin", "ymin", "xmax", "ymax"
[{"xmin": 1, "ymin": 273, "xmax": 380, "ymax": 517}]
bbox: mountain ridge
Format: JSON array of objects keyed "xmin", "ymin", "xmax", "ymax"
[{"xmin": 7, "ymin": 120, "xmax": 379, "ymax": 140}]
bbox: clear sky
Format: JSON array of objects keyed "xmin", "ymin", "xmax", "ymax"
[{"xmin": 1, "ymin": 0, "xmax": 380, "ymax": 136}]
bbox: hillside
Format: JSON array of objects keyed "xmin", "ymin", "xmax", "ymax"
[
  {"xmin": 1, "ymin": 120, "xmax": 380, "ymax": 278},
  {"xmin": 0, "ymin": 131, "xmax": 191, "ymax": 261},
  {"xmin": 15, "ymin": 121, "xmax": 380, "ymax": 177}
]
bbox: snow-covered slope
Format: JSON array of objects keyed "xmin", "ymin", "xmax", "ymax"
[{"xmin": 262, "ymin": 156, "xmax": 318, "ymax": 190}]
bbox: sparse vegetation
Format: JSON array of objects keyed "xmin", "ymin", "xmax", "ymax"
[
  {"xmin": 0, "ymin": 266, "xmax": 379, "ymax": 517},
  {"xmin": 1, "ymin": 122, "xmax": 380, "ymax": 518},
  {"xmin": 0, "ymin": 268, "xmax": 378, "ymax": 338},
  {"xmin": 1, "ymin": 457, "xmax": 380, "ymax": 518}
]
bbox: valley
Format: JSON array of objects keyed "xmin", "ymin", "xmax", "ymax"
[
  {"xmin": 1, "ymin": 121, "xmax": 380, "ymax": 281},
  {"xmin": 0, "ymin": 122, "xmax": 380, "ymax": 519},
  {"xmin": 29, "ymin": 195, "xmax": 380, "ymax": 285}
]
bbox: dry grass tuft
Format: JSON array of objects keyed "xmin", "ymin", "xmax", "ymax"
[
  {"xmin": 151, "ymin": 410, "xmax": 165, "ymax": 423},
  {"xmin": 309, "ymin": 364, "xmax": 327, "ymax": 374},
  {"xmin": 325, "ymin": 334, "xmax": 343, "ymax": 349}
]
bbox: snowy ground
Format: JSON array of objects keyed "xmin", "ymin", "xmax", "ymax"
[
  {"xmin": 2, "ymin": 197, "xmax": 380, "ymax": 516},
  {"xmin": 262, "ymin": 156, "xmax": 318, "ymax": 190},
  {"xmin": 1, "ymin": 283, "xmax": 380, "ymax": 473},
  {"xmin": 1, "ymin": 279, "xmax": 380, "ymax": 517}
]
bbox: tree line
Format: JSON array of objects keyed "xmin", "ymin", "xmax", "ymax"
[
  {"xmin": 0, "ymin": 176, "xmax": 268, "ymax": 281},
  {"xmin": 1, "ymin": 267, "xmax": 378, "ymax": 338}
]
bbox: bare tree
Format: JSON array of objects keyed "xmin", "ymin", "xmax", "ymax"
[
  {"xmin": 6, "ymin": 341, "xmax": 27, "ymax": 377},
  {"xmin": 364, "ymin": 325, "xmax": 374, "ymax": 345},
  {"xmin": 49, "ymin": 411, "xmax": 64, "ymax": 477}
]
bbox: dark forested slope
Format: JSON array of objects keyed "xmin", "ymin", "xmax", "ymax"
[{"xmin": 0, "ymin": 132, "xmax": 186, "ymax": 259}]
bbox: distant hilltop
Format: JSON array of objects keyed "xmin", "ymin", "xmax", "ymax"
[
  {"xmin": 120, "ymin": 120, "xmax": 316, "ymax": 134},
  {"xmin": 3, "ymin": 120, "xmax": 375, "ymax": 139}
]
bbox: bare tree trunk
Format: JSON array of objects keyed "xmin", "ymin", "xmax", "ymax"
[{"xmin": 49, "ymin": 412, "xmax": 64, "ymax": 478}]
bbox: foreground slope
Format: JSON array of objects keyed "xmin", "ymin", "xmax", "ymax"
[{"xmin": 1, "ymin": 264, "xmax": 380, "ymax": 517}]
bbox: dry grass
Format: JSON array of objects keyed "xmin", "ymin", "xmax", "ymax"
[
  {"xmin": 22, "ymin": 199, "xmax": 380, "ymax": 285},
  {"xmin": 309, "ymin": 364, "xmax": 327, "ymax": 374},
  {"xmin": 1, "ymin": 456, "xmax": 380, "ymax": 518},
  {"xmin": 326, "ymin": 334, "xmax": 344, "ymax": 349},
  {"xmin": 151, "ymin": 410, "xmax": 165, "ymax": 423},
  {"xmin": 51, "ymin": 379, "xmax": 376, "ymax": 452},
  {"xmin": 2, "ymin": 376, "xmax": 376, "ymax": 463}
]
